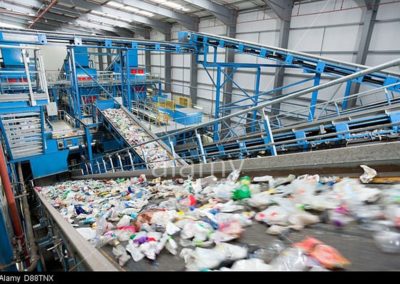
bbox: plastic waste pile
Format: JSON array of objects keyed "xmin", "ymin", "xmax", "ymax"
[
  {"xmin": 103, "ymin": 108, "xmax": 175, "ymax": 169},
  {"xmin": 35, "ymin": 166, "xmax": 400, "ymax": 271}
]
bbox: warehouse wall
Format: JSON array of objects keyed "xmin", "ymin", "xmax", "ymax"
[
  {"xmin": 40, "ymin": 45, "xmax": 67, "ymax": 72},
  {"xmin": 149, "ymin": 0, "xmax": 400, "ymax": 117}
]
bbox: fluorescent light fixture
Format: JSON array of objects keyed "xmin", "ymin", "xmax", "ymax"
[
  {"xmin": 148, "ymin": 0, "xmax": 190, "ymax": 11},
  {"xmin": 91, "ymin": 10, "xmax": 107, "ymax": 16},
  {"xmin": 136, "ymin": 10, "xmax": 155, "ymax": 17},
  {"xmin": 0, "ymin": 22, "xmax": 24, "ymax": 29},
  {"xmin": 106, "ymin": 1, "xmax": 124, "ymax": 9}
]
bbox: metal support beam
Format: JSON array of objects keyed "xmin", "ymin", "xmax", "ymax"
[
  {"xmin": 347, "ymin": 0, "xmax": 380, "ymax": 108},
  {"xmin": 144, "ymin": 30, "xmax": 151, "ymax": 72},
  {"xmin": 223, "ymin": 25, "xmax": 237, "ymax": 111},
  {"xmin": 164, "ymin": 32, "xmax": 172, "ymax": 93},
  {"xmin": 7, "ymin": 11, "xmax": 119, "ymax": 36},
  {"xmin": 57, "ymin": 0, "xmax": 171, "ymax": 34},
  {"xmin": 107, "ymin": 52, "xmax": 112, "ymax": 68},
  {"xmin": 113, "ymin": 27, "xmax": 135, "ymax": 38},
  {"xmin": 116, "ymin": 0, "xmax": 199, "ymax": 30},
  {"xmin": 267, "ymin": 0, "xmax": 294, "ymax": 115},
  {"xmin": 98, "ymin": 47, "xmax": 104, "ymax": 71},
  {"xmin": 190, "ymin": 22, "xmax": 200, "ymax": 105},
  {"xmin": 182, "ymin": 0, "xmax": 236, "ymax": 26},
  {"xmin": 82, "ymin": 14, "xmax": 135, "ymax": 35},
  {"xmin": 221, "ymin": 23, "xmax": 237, "ymax": 131},
  {"xmin": 190, "ymin": 52, "xmax": 198, "ymax": 105}
]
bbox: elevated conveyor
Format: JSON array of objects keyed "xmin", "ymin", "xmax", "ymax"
[
  {"xmin": 179, "ymin": 31, "xmax": 400, "ymax": 88},
  {"xmin": 95, "ymin": 101, "xmax": 186, "ymax": 171}
]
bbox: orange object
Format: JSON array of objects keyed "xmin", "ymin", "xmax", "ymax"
[{"xmin": 294, "ymin": 237, "xmax": 350, "ymax": 269}]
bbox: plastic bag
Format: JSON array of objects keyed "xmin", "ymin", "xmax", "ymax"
[
  {"xmin": 269, "ymin": 248, "xmax": 308, "ymax": 271},
  {"xmin": 288, "ymin": 211, "xmax": 319, "ymax": 230},
  {"xmin": 255, "ymin": 206, "xmax": 289, "ymax": 226},
  {"xmin": 227, "ymin": 170, "xmax": 241, "ymax": 183},
  {"xmin": 180, "ymin": 247, "xmax": 225, "ymax": 271},
  {"xmin": 76, "ymin": 227, "xmax": 96, "ymax": 241},
  {"xmin": 166, "ymin": 237, "xmax": 178, "ymax": 255},
  {"xmin": 294, "ymin": 237, "xmax": 350, "ymax": 269},
  {"xmin": 126, "ymin": 240, "xmax": 145, "ymax": 262},
  {"xmin": 253, "ymin": 175, "xmax": 274, "ymax": 184},
  {"xmin": 266, "ymin": 225, "xmax": 289, "ymax": 235},
  {"xmin": 251, "ymin": 240, "xmax": 285, "ymax": 263},
  {"xmin": 247, "ymin": 192, "xmax": 272, "ymax": 208},
  {"xmin": 166, "ymin": 222, "xmax": 181, "ymax": 235},
  {"xmin": 229, "ymin": 258, "xmax": 272, "ymax": 271},
  {"xmin": 218, "ymin": 220, "xmax": 243, "ymax": 238},
  {"xmin": 271, "ymin": 174, "xmax": 296, "ymax": 188},
  {"xmin": 374, "ymin": 231, "xmax": 400, "ymax": 253},
  {"xmin": 180, "ymin": 243, "xmax": 247, "ymax": 271},
  {"xmin": 112, "ymin": 244, "xmax": 130, "ymax": 267},
  {"xmin": 384, "ymin": 205, "xmax": 400, "ymax": 228},
  {"xmin": 360, "ymin": 165, "xmax": 377, "ymax": 184},
  {"xmin": 116, "ymin": 215, "xmax": 131, "ymax": 227}
]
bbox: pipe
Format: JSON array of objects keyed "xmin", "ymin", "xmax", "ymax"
[
  {"xmin": 28, "ymin": 0, "xmax": 58, "ymax": 29},
  {"xmin": 18, "ymin": 163, "xmax": 39, "ymax": 272},
  {"xmin": 0, "ymin": 144, "xmax": 28, "ymax": 267}
]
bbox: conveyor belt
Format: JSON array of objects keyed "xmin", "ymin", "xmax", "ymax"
[
  {"xmin": 36, "ymin": 142, "xmax": 400, "ymax": 271},
  {"xmin": 100, "ymin": 105, "xmax": 185, "ymax": 169},
  {"xmin": 174, "ymin": 103, "xmax": 400, "ymax": 161},
  {"xmin": 179, "ymin": 31, "xmax": 400, "ymax": 85}
]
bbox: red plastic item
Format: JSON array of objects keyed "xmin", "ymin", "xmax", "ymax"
[
  {"xmin": 294, "ymin": 237, "xmax": 350, "ymax": 269},
  {"xmin": 188, "ymin": 195, "xmax": 196, "ymax": 206},
  {"xmin": 130, "ymin": 68, "xmax": 145, "ymax": 75}
]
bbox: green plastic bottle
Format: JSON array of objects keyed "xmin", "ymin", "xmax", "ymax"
[
  {"xmin": 232, "ymin": 184, "xmax": 251, "ymax": 200},
  {"xmin": 240, "ymin": 176, "xmax": 251, "ymax": 186}
]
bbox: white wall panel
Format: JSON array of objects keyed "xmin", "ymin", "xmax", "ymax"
[
  {"xmin": 376, "ymin": 0, "xmax": 400, "ymax": 20},
  {"xmin": 259, "ymin": 31, "xmax": 280, "ymax": 46},
  {"xmin": 322, "ymin": 25, "xmax": 362, "ymax": 52},
  {"xmin": 369, "ymin": 22, "xmax": 400, "ymax": 51},
  {"xmin": 288, "ymin": 28, "xmax": 324, "ymax": 51},
  {"xmin": 365, "ymin": 54, "xmax": 400, "ymax": 73},
  {"xmin": 41, "ymin": 45, "xmax": 66, "ymax": 71},
  {"xmin": 237, "ymin": 19, "xmax": 279, "ymax": 33}
]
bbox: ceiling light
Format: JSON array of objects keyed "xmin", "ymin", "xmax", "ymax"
[
  {"xmin": 148, "ymin": 0, "xmax": 189, "ymax": 11},
  {"xmin": 106, "ymin": 1, "xmax": 124, "ymax": 9},
  {"xmin": 136, "ymin": 10, "xmax": 155, "ymax": 17},
  {"xmin": 91, "ymin": 10, "xmax": 107, "ymax": 16}
]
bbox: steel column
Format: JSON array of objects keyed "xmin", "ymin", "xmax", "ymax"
[
  {"xmin": 164, "ymin": 32, "xmax": 172, "ymax": 94},
  {"xmin": 347, "ymin": 0, "xmax": 380, "ymax": 108},
  {"xmin": 308, "ymin": 73, "xmax": 321, "ymax": 121}
]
